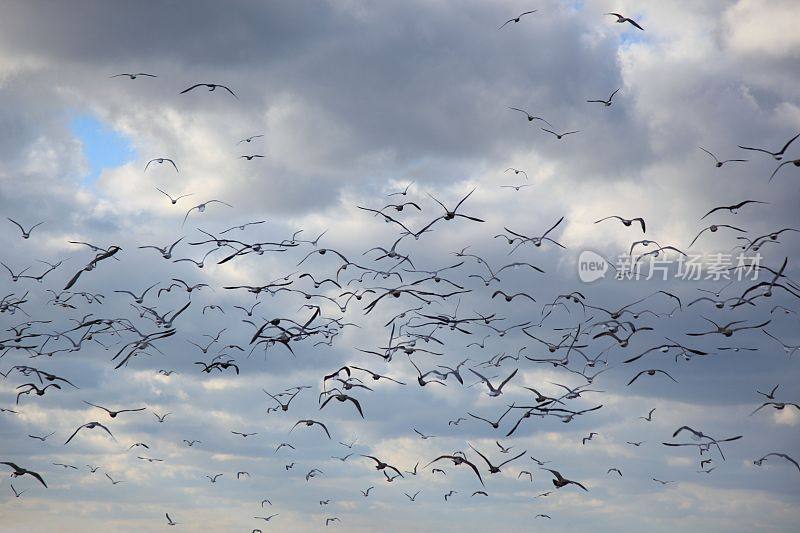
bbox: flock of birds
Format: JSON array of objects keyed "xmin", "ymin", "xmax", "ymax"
[{"xmin": 2, "ymin": 7, "xmax": 799, "ymax": 531}]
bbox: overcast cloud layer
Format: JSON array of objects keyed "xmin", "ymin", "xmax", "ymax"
[{"xmin": 1, "ymin": 1, "xmax": 799, "ymax": 532}]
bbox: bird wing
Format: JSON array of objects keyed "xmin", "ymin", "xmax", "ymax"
[
  {"xmin": 498, "ymin": 450, "xmax": 526, "ymax": 468},
  {"xmin": 770, "ymin": 160, "xmax": 791, "ymax": 181},
  {"xmin": 498, "ymin": 368, "xmax": 519, "ymax": 390},
  {"xmin": 626, "ymin": 371, "xmax": 646, "ymax": 386},
  {"xmin": 64, "ymin": 425, "xmax": 85, "ymax": 445},
  {"xmin": 219, "ymin": 85, "xmax": 239, "ymax": 98},
  {"xmin": 179, "ymin": 84, "xmax": 204, "ymax": 94}
]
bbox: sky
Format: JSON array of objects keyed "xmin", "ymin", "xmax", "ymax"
[{"xmin": 0, "ymin": 1, "xmax": 799, "ymax": 531}]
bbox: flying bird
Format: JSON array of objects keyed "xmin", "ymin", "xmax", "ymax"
[
  {"xmin": 64, "ymin": 422, "xmax": 115, "ymax": 445},
  {"xmin": 542, "ymin": 468, "xmax": 588, "ymax": 491},
  {"xmin": 110, "ymin": 73, "xmax": 156, "ymax": 79},
  {"xmin": 7, "ymin": 218, "xmax": 45, "ymax": 239},
  {"xmin": 605, "ymin": 12, "xmax": 644, "ymax": 30},
  {"xmin": 738, "ymin": 132, "xmax": 800, "ymax": 160},
  {"xmin": 499, "ymin": 10, "xmax": 537, "ymax": 29},
  {"xmin": 753, "ymin": 453, "xmax": 800, "ymax": 472},
  {"xmin": 698, "ymin": 147, "xmax": 747, "ymax": 168},
  {"xmin": 144, "ymin": 158, "xmax": 179, "ymax": 173},
  {"xmin": 180, "ymin": 83, "xmax": 238, "ymax": 98},
  {"xmin": 587, "ymin": 88, "xmax": 620, "ymax": 106},
  {"xmin": 701, "ymin": 200, "xmax": 767, "ymax": 219},
  {"xmin": 1, "ymin": 461, "xmax": 47, "ymax": 487},
  {"xmin": 595, "ymin": 215, "xmax": 646, "ymax": 233}
]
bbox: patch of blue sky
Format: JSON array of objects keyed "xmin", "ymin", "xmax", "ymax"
[{"xmin": 70, "ymin": 113, "xmax": 136, "ymax": 185}]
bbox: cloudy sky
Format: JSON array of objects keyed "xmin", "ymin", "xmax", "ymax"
[{"xmin": 1, "ymin": 1, "xmax": 799, "ymax": 531}]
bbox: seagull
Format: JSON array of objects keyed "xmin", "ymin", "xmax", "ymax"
[
  {"xmin": 64, "ymin": 421, "xmax": 115, "ymax": 445},
  {"xmin": 63, "ymin": 246, "xmax": 122, "ymax": 291},
  {"xmin": 701, "ymin": 200, "xmax": 768, "ymax": 219},
  {"xmin": 689, "ymin": 224, "xmax": 746, "ymax": 247},
  {"xmin": 756, "ymin": 385, "xmax": 779, "ymax": 400},
  {"xmin": 114, "ymin": 281, "xmax": 160, "ymax": 302},
  {"xmin": 182, "ymin": 200, "xmax": 233, "ymax": 227},
  {"xmin": 231, "ymin": 431, "xmax": 258, "ymax": 438},
  {"xmin": 699, "ymin": 147, "xmax": 747, "ymax": 168},
  {"xmin": 413, "ymin": 428, "xmax": 436, "ymax": 439},
  {"xmin": 499, "ymin": 10, "xmax": 537, "ymax": 29},
  {"xmin": 144, "ymin": 158, "xmax": 179, "ymax": 173},
  {"xmin": 595, "ymin": 215, "xmax": 645, "ymax": 232},
  {"xmin": 82, "ymin": 401, "xmax": 146, "ymax": 418},
  {"xmin": 750, "ymin": 402, "xmax": 800, "ymax": 416},
  {"xmin": 291, "ymin": 419, "xmax": 332, "ymax": 439},
  {"xmin": 639, "ymin": 408, "xmax": 656, "ymax": 421},
  {"xmin": 387, "ymin": 182, "xmax": 414, "ymax": 197},
  {"xmin": 153, "ymin": 412, "xmax": 171, "ymax": 423},
  {"xmin": 739, "ymin": 132, "xmax": 800, "ymax": 160},
  {"xmin": 156, "ymin": 187, "xmax": 193, "ymax": 205},
  {"xmin": 361, "ymin": 455, "xmax": 404, "ymax": 478},
  {"xmin": 105, "ymin": 473, "xmax": 125, "ymax": 485},
  {"xmin": 753, "ymin": 453, "xmax": 800, "ymax": 472},
  {"xmin": 491, "ymin": 290, "xmax": 535, "ymax": 303},
  {"xmin": 542, "ymin": 468, "xmax": 588, "ymax": 491},
  {"xmin": 28, "ymin": 431, "xmax": 56, "ymax": 442},
  {"xmin": 302, "ymin": 463, "xmax": 326, "ymax": 483},
  {"xmin": 1, "ymin": 461, "xmax": 47, "ymax": 487},
  {"xmin": 469, "ymin": 444, "xmax": 526, "ymax": 474},
  {"xmin": 319, "ymin": 391, "xmax": 364, "ymax": 418},
  {"xmin": 7, "ymin": 218, "xmax": 45, "ymax": 239},
  {"xmin": 500, "ymin": 183, "xmax": 533, "ymax": 191},
  {"xmin": 505, "ymin": 167, "xmax": 529, "ymax": 180},
  {"xmin": 627, "ymin": 369, "xmax": 678, "ymax": 386},
  {"xmin": 508, "ymin": 107, "xmax": 553, "ymax": 126},
  {"xmin": 468, "ymin": 368, "xmax": 518, "ymax": 396},
  {"xmin": 518, "ymin": 470, "xmax": 534, "ymax": 482},
  {"xmin": 425, "ymin": 454, "xmax": 484, "ymax": 486},
  {"xmin": 180, "ymin": 83, "xmax": 238, "ymax": 98},
  {"xmin": 541, "ymin": 128, "xmax": 580, "ymax": 140},
  {"xmin": 275, "ymin": 443, "xmax": 295, "ymax": 453},
  {"xmin": 404, "ymin": 490, "xmax": 421, "ymax": 501},
  {"xmin": 110, "ymin": 73, "xmax": 157, "ymax": 79},
  {"xmin": 665, "ymin": 426, "xmax": 743, "ymax": 460},
  {"xmin": 605, "ymin": 12, "xmax": 644, "ymax": 30},
  {"xmin": 582, "ymin": 432, "xmax": 599, "ymax": 445},
  {"xmin": 238, "ymin": 134, "xmax": 264, "ymax": 144},
  {"xmin": 587, "ymin": 88, "xmax": 620, "ymax": 106}
]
